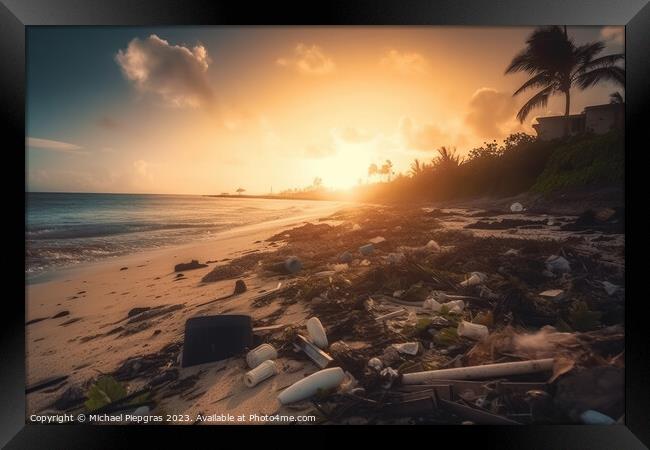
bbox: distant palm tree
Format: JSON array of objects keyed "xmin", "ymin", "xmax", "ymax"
[
  {"xmin": 432, "ymin": 146, "xmax": 463, "ymax": 171},
  {"xmin": 506, "ymin": 26, "xmax": 625, "ymax": 126},
  {"xmin": 609, "ymin": 91, "xmax": 624, "ymax": 104},
  {"xmin": 409, "ymin": 159, "xmax": 424, "ymax": 177}
]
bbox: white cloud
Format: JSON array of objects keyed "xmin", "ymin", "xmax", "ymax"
[
  {"xmin": 465, "ymin": 88, "xmax": 518, "ymax": 139},
  {"xmin": 115, "ymin": 34, "xmax": 214, "ymax": 108},
  {"xmin": 26, "ymin": 137, "xmax": 87, "ymax": 155},
  {"xmin": 601, "ymin": 27, "xmax": 624, "ymax": 45},
  {"xmin": 276, "ymin": 44, "xmax": 335, "ymax": 75},
  {"xmin": 380, "ymin": 50, "xmax": 428, "ymax": 75}
]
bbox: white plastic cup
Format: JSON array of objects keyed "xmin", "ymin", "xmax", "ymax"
[
  {"xmin": 457, "ymin": 321, "xmax": 489, "ymax": 340},
  {"xmin": 245, "ymin": 359, "xmax": 278, "ymax": 388},
  {"xmin": 246, "ymin": 344, "xmax": 278, "ymax": 369}
]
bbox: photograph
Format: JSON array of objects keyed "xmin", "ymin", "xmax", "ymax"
[{"xmin": 25, "ymin": 25, "xmax": 625, "ymax": 426}]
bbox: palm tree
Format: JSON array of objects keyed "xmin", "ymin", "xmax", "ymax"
[
  {"xmin": 609, "ymin": 92, "xmax": 624, "ymax": 104},
  {"xmin": 409, "ymin": 159, "xmax": 424, "ymax": 177},
  {"xmin": 506, "ymin": 26, "xmax": 624, "ymax": 128},
  {"xmin": 432, "ymin": 146, "xmax": 463, "ymax": 171}
]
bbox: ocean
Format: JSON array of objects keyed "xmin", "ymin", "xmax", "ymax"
[{"xmin": 26, "ymin": 193, "xmax": 338, "ymax": 279}]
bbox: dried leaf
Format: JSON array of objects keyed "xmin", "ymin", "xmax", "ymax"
[{"xmin": 549, "ymin": 356, "xmax": 575, "ymax": 383}]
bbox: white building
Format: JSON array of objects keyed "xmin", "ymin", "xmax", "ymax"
[{"xmin": 532, "ymin": 103, "xmax": 624, "ymax": 141}]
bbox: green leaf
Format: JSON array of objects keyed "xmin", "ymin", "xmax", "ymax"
[
  {"xmin": 84, "ymin": 376, "xmax": 127, "ymax": 411},
  {"xmin": 568, "ymin": 301, "xmax": 602, "ymax": 332}
]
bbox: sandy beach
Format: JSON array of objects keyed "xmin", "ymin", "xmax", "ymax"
[
  {"xmin": 25, "ymin": 197, "xmax": 625, "ymax": 424},
  {"xmin": 26, "ymin": 201, "xmax": 348, "ymax": 421}
]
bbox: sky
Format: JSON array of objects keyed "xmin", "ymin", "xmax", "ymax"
[{"xmin": 26, "ymin": 26, "xmax": 624, "ymax": 194}]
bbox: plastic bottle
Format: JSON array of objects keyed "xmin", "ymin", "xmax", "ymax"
[
  {"xmin": 244, "ymin": 360, "xmax": 278, "ymax": 388},
  {"xmin": 277, "ymin": 367, "xmax": 345, "ymax": 404},
  {"xmin": 246, "ymin": 343, "xmax": 278, "ymax": 369}
]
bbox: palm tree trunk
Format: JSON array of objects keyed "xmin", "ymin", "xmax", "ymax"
[{"xmin": 563, "ymin": 89, "xmax": 571, "ymax": 136}]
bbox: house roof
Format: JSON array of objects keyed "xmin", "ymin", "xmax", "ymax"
[{"xmin": 535, "ymin": 113, "xmax": 584, "ymax": 123}]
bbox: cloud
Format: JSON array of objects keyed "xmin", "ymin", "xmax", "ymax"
[
  {"xmin": 399, "ymin": 117, "xmax": 450, "ymax": 151},
  {"xmin": 465, "ymin": 88, "xmax": 517, "ymax": 139},
  {"xmin": 337, "ymin": 127, "xmax": 374, "ymax": 144},
  {"xmin": 380, "ymin": 50, "xmax": 428, "ymax": 75},
  {"xmin": 26, "ymin": 137, "xmax": 87, "ymax": 155},
  {"xmin": 276, "ymin": 44, "xmax": 335, "ymax": 75},
  {"xmin": 115, "ymin": 34, "xmax": 214, "ymax": 108},
  {"xmin": 601, "ymin": 27, "xmax": 624, "ymax": 45}
]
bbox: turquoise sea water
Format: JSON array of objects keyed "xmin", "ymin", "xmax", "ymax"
[{"xmin": 26, "ymin": 192, "xmax": 327, "ymax": 277}]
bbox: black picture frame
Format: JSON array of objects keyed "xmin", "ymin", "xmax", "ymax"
[{"xmin": 2, "ymin": 0, "xmax": 647, "ymax": 448}]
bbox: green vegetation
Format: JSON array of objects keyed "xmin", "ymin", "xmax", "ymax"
[
  {"xmin": 532, "ymin": 130, "xmax": 624, "ymax": 193},
  {"xmin": 84, "ymin": 375, "xmax": 149, "ymax": 411},
  {"xmin": 357, "ymin": 130, "xmax": 623, "ymax": 203},
  {"xmin": 85, "ymin": 376, "xmax": 127, "ymax": 411}
]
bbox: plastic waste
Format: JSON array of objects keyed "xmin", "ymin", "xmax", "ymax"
[
  {"xmin": 602, "ymin": 281, "xmax": 621, "ymax": 296},
  {"xmin": 425, "ymin": 240, "xmax": 441, "ymax": 252},
  {"xmin": 580, "ymin": 409, "xmax": 616, "ymax": 425},
  {"xmin": 423, "ymin": 297, "xmax": 442, "ymax": 311},
  {"xmin": 539, "ymin": 289, "xmax": 565, "ymax": 301},
  {"xmin": 460, "ymin": 272, "xmax": 488, "ymax": 287},
  {"xmin": 402, "ymin": 358, "xmax": 555, "ymax": 384},
  {"xmin": 338, "ymin": 251, "xmax": 353, "ymax": 263},
  {"xmin": 367, "ymin": 357, "xmax": 383, "ymax": 371},
  {"xmin": 380, "ymin": 367, "xmax": 400, "ymax": 388},
  {"xmin": 393, "ymin": 342, "xmax": 420, "ymax": 355},
  {"xmin": 457, "ymin": 321, "xmax": 489, "ymax": 340},
  {"xmin": 306, "ymin": 317, "xmax": 328, "ymax": 349},
  {"xmin": 284, "ymin": 256, "xmax": 303, "ymax": 274},
  {"xmin": 369, "ymin": 236, "xmax": 386, "ymax": 244},
  {"xmin": 510, "ymin": 202, "xmax": 524, "ymax": 212},
  {"xmin": 375, "ymin": 309, "xmax": 408, "ymax": 321},
  {"xmin": 359, "ymin": 244, "xmax": 374, "ymax": 256},
  {"xmin": 245, "ymin": 359, "xmax": 278, "ymax": 388},
  {"xmin": 246, "ymin": 343, "xmax": 278, "ymax": 369},
  {"xmin": 277, "ymin": 367, "xmax": 345, "ymax": 404},
  {"xmin": 546, "ymin": 255, "xmax": 571, "ymax": 274},
  {"xmin": 132, "ymin": 406, "xmax": 150, "ymax": 416}
]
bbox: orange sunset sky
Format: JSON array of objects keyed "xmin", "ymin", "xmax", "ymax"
[{"xmin": 27, "ymin": 26, "xmax": 624, "ymax": 194}]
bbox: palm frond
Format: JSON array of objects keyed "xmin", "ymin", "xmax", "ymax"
[
  {"xmin": 579, "ymin": 53, "xmax": 624, "ymax": 72},
  {"xmin": 576, "ymin": 66, "xmax": 625, "ymax": 89},
  {"xmin": 513, "ymin": 72, "xmax": 556, "ymax": 96},
  {"xmin": 573, "ymin": 42, "xmax": 606, "ymax": 65},
  {"xmin": 609, "ymin": 92, "xmax": 624, "ymax": 104},
  {"xmin": 516, "ymin": 86, "xmax": 553, "ymax": 123},
  {"xmin": 505, "ymin": 50, "xmax": 539, "ymax": 74}
]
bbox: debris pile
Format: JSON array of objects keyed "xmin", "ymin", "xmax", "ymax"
[{"xmin": 34, "ymin": 205, "xmax": 624, "ymax": 425}]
